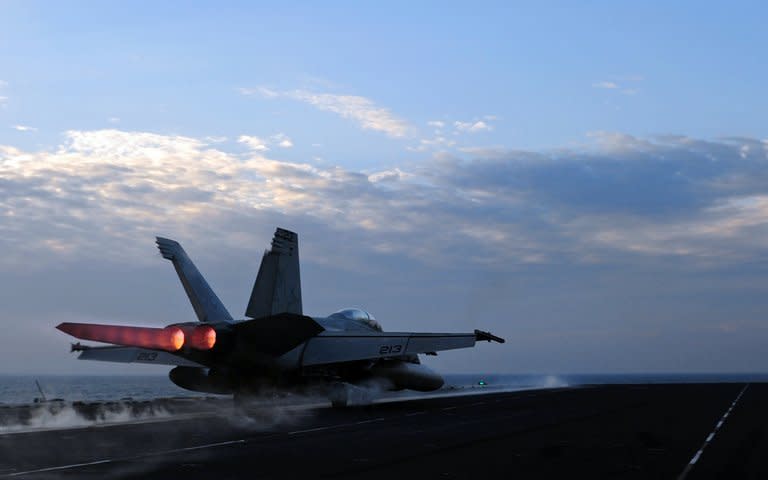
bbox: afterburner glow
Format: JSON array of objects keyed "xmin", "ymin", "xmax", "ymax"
[
  {"xmin": 182, "ymin": 325, "xmax": 216, "ymax": 350},
  {"xmin": 56, "ymin": 323, "xmax": 185, "ymax": 352}
]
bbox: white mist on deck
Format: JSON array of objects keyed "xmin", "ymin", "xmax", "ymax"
[{"xmin": 0, "ymin": 402, "xmax": 171, "ymax": 433}]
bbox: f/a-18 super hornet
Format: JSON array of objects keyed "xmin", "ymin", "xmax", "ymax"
[{"xmin": 57, "ymin": 228, "xmax": 504, "ymax": 406}]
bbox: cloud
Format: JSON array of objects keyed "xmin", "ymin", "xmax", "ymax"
[
  {"xmin": 241, "ymin": 87, "xmax": 410, "ymax": 138},
  {"xmin": 408, "ymin": 136, "xmax": 457, "ymax": 152},
  {"xmin": 11, "ymin": 125, "xmax": 36, "ymax": 132},
  {"xmin": 593, "ymin": 77, "xmax": 643, "ymax": 95},
  {"xmin": 239, "ymin": 86, "xmax": 279, "ymax": 98},
  {"xmin": 108, "ymin": 117, "xmax": 121, "ymax": 124},
  {"xmin": 2, "ymin": 129, "xmax": 767, "ymax": 272},
  {"xmin": 238, "ymin": 133, "xmax": 293, "ymax": 151},
  {"xmin": 453, "ymin": 120, "xmax": 492, "ymax": 133},
  {"xmin": 238, "ymin": 135, "xmax": 269, "ymax": 151},
  {"xmin": 367, "ymin": 168, "xmax": 409, "ymax": 183},
  {"xmin": 288, "ymin": 90, "xmax": 409, "ymax": 138},
  {"xmin": 592, "ymin": 81, "xmax": 619, "ymax": 89},
  {"xmin": 413, "ymin": 117, "xmax": 497, "ymax": 152},
  {"xmin": 271, "ymin": 133, "xmax": 293, "ymax": 148}
]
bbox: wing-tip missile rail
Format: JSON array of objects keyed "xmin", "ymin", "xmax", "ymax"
[{"xmin": 474, "ymin": 329, "xmax": 505, "ymax": 343}]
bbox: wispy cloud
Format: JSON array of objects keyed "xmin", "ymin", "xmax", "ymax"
[
  {"xmin": 238, "ymin": 86, "xmax": 279, "ymax": 98},
  {"xmin": 368, "ymin": 167, "xmax": 409, "ymax": 183},
  {"xmin": 413, "ymin": 117, "xmax": 496, "ymax": 152},
  {"xmin": 593, "ymin": 76, "xmax": 643, "ymax": 95},
  {"xmin": 11, "ymin": 125, "xmax": 36, "ymax": 132},
  {"xmin": 453, "ymin": 120, "xmax": 492, "ymax": 133},
  {"xmin": 592, "ymin": 81, "xmax": 619, "ymax": 89},
  {"xmin": 107, "ymin": 117, "xmax": 121, "ymax": 124},
  {"xmin": 240, "ymin": 87, "xmax": 410, "ymax": 138},
  {"xmin": 407, "ymin": 136, "xmax": 457, "ymax": 152}
]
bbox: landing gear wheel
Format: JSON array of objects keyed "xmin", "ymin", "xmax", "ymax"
[
  {"xmin": 329, "ymin": 383, "xmax": 350, "ymax": 408},
  {"xmin": 233, "ymin": 391, "xmax": 252, "ymax": 413},
  {"xmin": 331, "ymin": 398, "xmax": 349, "ymax": 408}
]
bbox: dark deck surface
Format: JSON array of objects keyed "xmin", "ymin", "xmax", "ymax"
[{"xmin": 0, "ymin": 383, "xmax": 766, "ymax": 479}]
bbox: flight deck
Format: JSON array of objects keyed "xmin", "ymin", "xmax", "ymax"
[{"xmin": 1, "ymin": 383, "xmax": 766, "ymax": 479}]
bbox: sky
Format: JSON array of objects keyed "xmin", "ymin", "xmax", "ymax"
[{"xmin": 1, "ymin": 1, "xmax": 768, "ymax": 375}]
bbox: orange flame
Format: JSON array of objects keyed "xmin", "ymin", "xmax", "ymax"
[
  {"xmin": 57, "ymin": 323, "xmax": 185, "ymax": 352},
  {"xmin": 181, "ymin": 325, "xmax": 216, "ymax": 350}
]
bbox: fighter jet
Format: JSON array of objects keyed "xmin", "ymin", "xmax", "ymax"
[{"xmin": 57, "ymin": 228, "xmax": 504, "ymax": 406}]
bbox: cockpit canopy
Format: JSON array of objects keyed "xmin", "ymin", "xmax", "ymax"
[{"xmin": 330, "ymin": 308, "xmax": 382, "ymax": 331}]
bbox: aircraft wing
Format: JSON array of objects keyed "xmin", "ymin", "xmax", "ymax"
[
  {"xmin": 74, "ymin": 345, "xmax": 205, "ymax": 367},
  {"xmin": 300, "ymin": 330, "xmax": 504, "ymax": 366}
]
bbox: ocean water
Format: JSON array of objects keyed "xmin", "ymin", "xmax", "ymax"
[
  {"xmin": 3, "ymin": 373, "xmax": 768, "ymax": 406},
  {"xmin": 0, "ymin": 375, "xmax": 204, "ymax": 405}
]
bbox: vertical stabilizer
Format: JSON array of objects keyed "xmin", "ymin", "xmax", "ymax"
[
  {"xmin": 246, "ymin": 228, "xmax": 302, "ymax": 318},
  {"xmin": 156, "ymin": 237, "xmax": 234, "ymax": 323}
]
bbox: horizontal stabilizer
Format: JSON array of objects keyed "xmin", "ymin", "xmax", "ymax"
[
  {"xmin": 77, "ymin": 346, "xmax": 204, "ymax": 367},
  {"xmin": 301, "ymin": 332, "xmax": 478, "ymax": 366},
  {"xmin": 156, "ymin": 237, "xmax": 233, "ymax": 323}
]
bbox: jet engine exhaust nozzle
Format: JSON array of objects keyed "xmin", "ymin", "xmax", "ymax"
[{"xmin": 181, "ymin": 325, "xmax": 217, "ymax": 350}]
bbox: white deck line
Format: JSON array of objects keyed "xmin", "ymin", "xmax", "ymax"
[{"xmin": 677, "ymin": 384, "xmax": 749, "ymax": 480}]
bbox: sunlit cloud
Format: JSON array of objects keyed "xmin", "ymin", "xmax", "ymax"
[
  {"xmin": 240, "ymin": 86, "xmax": 410, "ymax": 138},
  {"xmin": 1, "ymin": 130, "xmax": 767, "ymax": 271},
  {"xmin": 238, "ymin": 135, "xmax": 269, "ymax": 151},
  {"xmin": 238, "ymin": 133, "xmax": 293, "ymax": 151}
]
